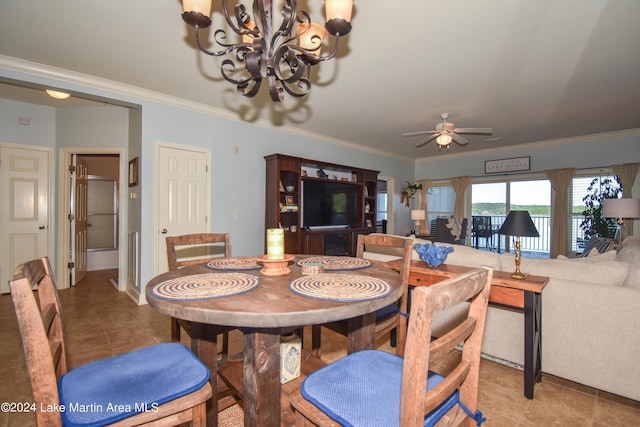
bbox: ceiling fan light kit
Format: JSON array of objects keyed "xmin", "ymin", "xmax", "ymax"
[
  {"xmin": 181, "ymin": 0, "xmax": 354, "ymax": 102},
  {"xmin": 403, "ymin": 112, "xmax": 493, "ymax": 150},
  {"xmin": 436, "ymin": 134, "xmax": 452, "ymax": 147}
]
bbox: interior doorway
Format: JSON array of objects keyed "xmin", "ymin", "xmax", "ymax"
[
  {"xmin": 377, "ymin": 176, "xmax": 394, "ymax": 235},
  {"xmin": 58, "ymin": 148, "xmax": 127, "ymax": 290}
]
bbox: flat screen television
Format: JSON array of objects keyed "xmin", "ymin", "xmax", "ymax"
[{"xmin": 302, "ymin": 180, "xmax": 358, "ymax": 229}]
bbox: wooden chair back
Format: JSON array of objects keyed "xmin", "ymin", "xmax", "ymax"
[
  {"xmin": 400, "ymin": 266, "xmax": 493, "ymax": 426},
  {"xmin": 165, "ymin": 232, "xmax": 242, "ymax": 411},
  {"xmin": 11, "ymin": 257, "xmax": 66, "ymax": 426},
  {"xmin": 356, "ymin": 233, "xmax": 413, "ymax": 356},
  {"xmin": 166, "ymin": 233, "xmax": 231, "ymax": 270},
  {"xmin": 310, "ymin": 234, "xmax": 413, "ymax": 358},
  {"xmin": 11, "ymin": 257, "xmax": 213, "ymax": 426}
]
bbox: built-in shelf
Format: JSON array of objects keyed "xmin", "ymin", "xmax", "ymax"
[{"xmin": 265, "ymin": 154, "xmax": 379, "ymax": 256}]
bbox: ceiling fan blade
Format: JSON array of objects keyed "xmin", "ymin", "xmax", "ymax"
[
  {"xmin": 451, "ymin": 133, "xmax": 469, "ymax": 145},
  {"xmin": 454, "ymin": 127, "xmax": 493, "ymax": 135},
  {"xmin": 402, "ymin": 130, "xmax": 437, "ymax": 138},
  {"xmin": 416, "ymin": 134, "xmax": 438, "ymax": 147}
]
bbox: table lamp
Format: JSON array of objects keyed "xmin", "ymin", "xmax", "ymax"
[
  {"xmin": 410, "ymin": 210, "xmax": 425, "ymax": 235},
  {"xmin": 603, "ymin": 198, "xmax": 640, "ymax": 243},
  {"xmin": 498, "ymin": 210, "xmax": 539, "ymax": 279}
]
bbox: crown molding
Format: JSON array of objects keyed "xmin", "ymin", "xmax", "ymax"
[
  {"xmin": 416, "ymin": 128, "xmax": 640, "ymax": 164},
  {"xmin": 0, "ymin": 55, "xmax": 413, "ymax": 162}
]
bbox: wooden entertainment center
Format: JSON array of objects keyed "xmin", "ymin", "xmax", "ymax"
[{"xmin": 265, "ymin": 154, "xmax": 379, "ymax": 256}]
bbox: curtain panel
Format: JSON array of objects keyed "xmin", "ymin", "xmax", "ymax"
[{"xmin": 544, "ymin": 168, "xmax": 576, "ymax": 258}]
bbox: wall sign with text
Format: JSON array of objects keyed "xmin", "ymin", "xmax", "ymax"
[{"xmin": 485, "ymin": 156, "xmax": 530, "ymax": 174}]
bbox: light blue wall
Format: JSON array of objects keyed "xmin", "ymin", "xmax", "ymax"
[
  {"xmin": 4, "ymin": 65, "xmax": 637, "ymax": 300},
  {"xmin": 415, "ymin": 133, "xmax": 640, "ymax": 179},
  {"xmin": 1, "ymin": 65, "xmax": 415, "ymax": 297},
  {"xmin": 137, "ymin": 102, "xmax": 415, "ymax": 289},
  {"xmin": 0, "ymin": 98, "xmax": 56, "ymax": 147}
]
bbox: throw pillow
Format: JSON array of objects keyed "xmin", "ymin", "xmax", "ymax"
[{"xmin": 581, "ymin": 236, "xmax": 615, "ymax": 257}]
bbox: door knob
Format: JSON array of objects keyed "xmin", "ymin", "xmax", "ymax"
[
  {"xmin": 39, "ymin": 226, "xmax": 45, "ymax": 230},
  {"xmin": 161, "ymin": 229, "xmax": 168, "ymax": 234}
]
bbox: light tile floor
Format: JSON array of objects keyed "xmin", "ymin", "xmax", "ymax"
[{"xmin": 1, "ymin": 269, "xmax": 638, "ymax": 427}]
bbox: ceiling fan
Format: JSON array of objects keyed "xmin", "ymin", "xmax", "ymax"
[{"xmin": 402, "ymin": 113, "xmax": 493, "ymax": 149}]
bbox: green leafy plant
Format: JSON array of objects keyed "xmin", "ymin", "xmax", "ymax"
[{"xmin": 580, "ymin": 176, "xmax": 621, "ymax": 239}]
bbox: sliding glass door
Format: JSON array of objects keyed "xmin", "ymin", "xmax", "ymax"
[{"xmin": 471, "ymin": 179, "xmax": 550, "ymax": 256}]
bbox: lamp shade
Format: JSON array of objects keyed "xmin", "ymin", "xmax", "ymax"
[
  {"xmin": 325, "ymin": 0, "xmax": 354, "ymax": 23},
  {"xmin": 182, "ymin": 0, "xmax": 212, "ymax": 16},
  {"xmin": 298, "ymin": 22, "xmax": 327, "ymax": 54},
  {"xmin": 411, "ymin": 210, "xmax": 425, "ymax": 221},
  {"xmin": 498, "ymin": 210, "xmax": 539, "ymax": 237},
  {"xmin": 603, "ymin": 198, "xmax": 640, "ymax": 219}
]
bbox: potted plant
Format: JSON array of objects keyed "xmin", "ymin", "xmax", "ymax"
[{"xmin": 580, "ymin": 176, "xmax": 621, "ymax": 240}]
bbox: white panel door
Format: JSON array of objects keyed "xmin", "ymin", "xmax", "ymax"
[
  {"xmin": 0, "ymin": 146, "xmax": 49, "ymax": 294},
  {"xmin": 156, "ymin": 144, "xmax": 210, "ymax": 274}
]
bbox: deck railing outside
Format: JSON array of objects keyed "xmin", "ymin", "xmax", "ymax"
[
  {"xmin": 472, "ymin": 215, "xmax": 589, "ymax": 257},
  {"xmin": 472, "ymin": 215, "xmax": 551, "ymax": 255}
]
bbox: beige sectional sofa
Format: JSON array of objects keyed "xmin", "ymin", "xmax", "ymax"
[{"xmin": 365, "ymin": 234, "xmax": 640, "ymax": 401}]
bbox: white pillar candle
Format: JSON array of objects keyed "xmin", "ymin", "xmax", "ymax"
[{"xmin": 266, "ymin": 228, "xmax": 285, "ymax": 260}]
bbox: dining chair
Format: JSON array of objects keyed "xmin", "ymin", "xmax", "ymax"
[
  {"xmin": 290, "ymin": 266, "xmax": 493, "ymax": 427},
  {"xmin": 165, "ymin": 232, "xmax": 242, "ymax": 410},
  {"xmin": 165, "ymin": 232, "xmax": 231, "ymax": 342},
  {"xmin": 311, "ymin": 233, "xmax": 413, "ymax": 358},
  {"xmin": 10, "ymin": 257, "xmax": 212, "ymax": 427},
  {"xmin": 472, "ymin": 216, "xmax": 496, "ymax": 250}
]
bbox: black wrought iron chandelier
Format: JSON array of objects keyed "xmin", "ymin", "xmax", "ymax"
[{"xmin": 181, "ymin": 0, "xmax": 354, "ymax": 102}]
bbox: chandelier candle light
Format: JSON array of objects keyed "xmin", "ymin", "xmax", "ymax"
[
  {"xmin": 181, "ymin": 0, "xmax": 354, "ymax": 102},
  {"xmin": 498, "ymin": 210, "xmax": 539, "ymax": 279}
]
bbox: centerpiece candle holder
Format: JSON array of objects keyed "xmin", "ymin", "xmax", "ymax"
[
  {"xmin": 256, "ymin": 254, "xmax": 295, "ymax": 276},
  {"xmin": 260, "ymin": 228, "xmax": 293, "ymax": 275}
]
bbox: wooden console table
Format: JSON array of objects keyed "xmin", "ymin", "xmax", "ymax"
[{"xmin": 387, "ymin": 259, "xmax": 548, "ymax": 399}]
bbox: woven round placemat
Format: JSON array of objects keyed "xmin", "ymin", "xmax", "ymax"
[
  {"xmin": 151, "ymin": 273, "xmax": 260, "ymax": 300},
  {"xmin": 206, "ymin": 256, "xmax": 261, "ymax": 271},
  {"xmin": 296, "ymin": 256, "xmax": 372, "ymax": 271},
  {"xmin": 289, "ymin": 273, "xmax": 392, "ymax": 302}
]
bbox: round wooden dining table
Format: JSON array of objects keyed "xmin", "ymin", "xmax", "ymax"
[{"xmin": 145, "ymin": 255, "xmax": 403, "ymax": 427}]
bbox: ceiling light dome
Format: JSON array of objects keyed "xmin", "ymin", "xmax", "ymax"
[
  {"xmin": 436, "ymin": 134, "xmax": 452, "ymax": 146},
  {"xmin": 46, "ymin": 89, "xmax": 70, "ymax": 100}
]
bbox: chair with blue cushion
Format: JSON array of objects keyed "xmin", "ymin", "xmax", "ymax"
[
  {"xmin": 310, "ymin": 233, "xmax": 413, "ymax": 358},
  {"xmin": 10, "ymin": 257, "xmax": 212, "ymax": 427},
  {"xmin": 291, "ymin": 266, "xmax": 493, "ymax": 427}
]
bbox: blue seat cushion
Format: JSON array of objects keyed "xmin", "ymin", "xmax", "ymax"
[
  {"xmin": 58, "ymin": 343, "xmax": 210, "ymax": 427},
  {"xmin": 375, "ymin": 302, "xmax": 399, "ymax": 321},
  {"xmin": 301, "ymin": 350, "xmax": 459, "ymax": 427}
]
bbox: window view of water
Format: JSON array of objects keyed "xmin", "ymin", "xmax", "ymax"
[{"xmin": 472, "ymin": 180, "xmax": 550, "ymax": 256}]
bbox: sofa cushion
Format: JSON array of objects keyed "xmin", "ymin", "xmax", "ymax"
[
  {"xmin": 616, "ymin": 244, "xmax": 640, "ymax": 289},
  {"xmin": 362, "ymin": 235, "xmax": 436, "ymax": 263},
  {"xmin": 500, "ymin": 253, "xmax": 628, "ymax": 287},
  {"xmin": 433, "ymin": 242, "xmax": 501, "ymax": 269},
  {"xmin": 619, "ymin": 235, "xmax": 640, "ymax": 251},
  {"xmin": 556, "ymin": 250, "xmax": 617, "ymax": 262}
]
